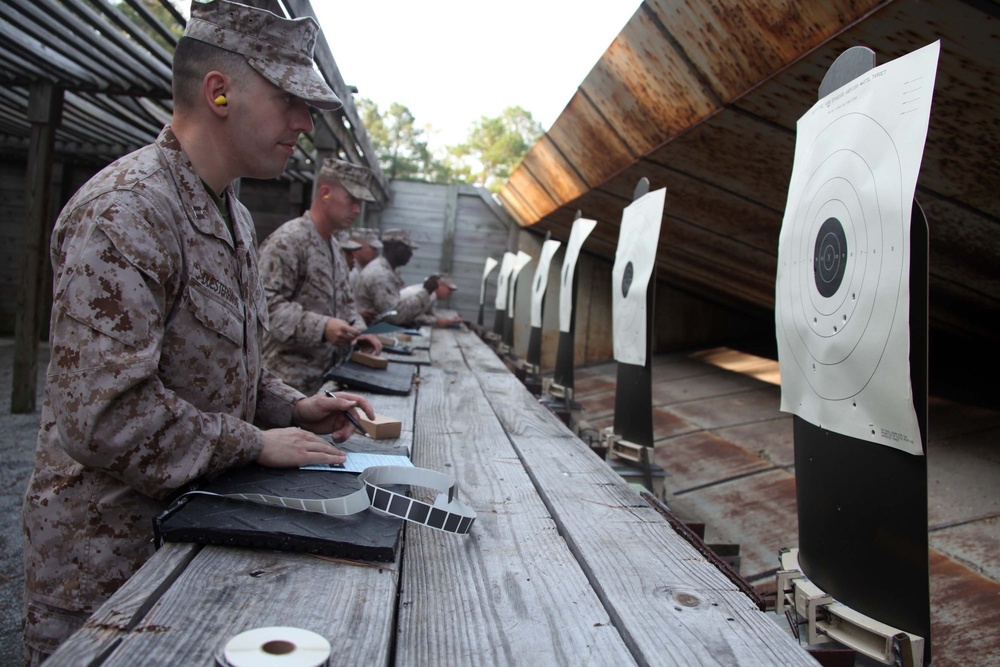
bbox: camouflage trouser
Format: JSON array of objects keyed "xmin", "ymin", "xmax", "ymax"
[{"xmin": 22, "ymin": 598, "xmax": 90, "ymax": 665}]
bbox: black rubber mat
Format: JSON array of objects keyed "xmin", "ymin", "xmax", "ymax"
[
  {"xmin": 155, "ymin": 449, "xmax": 409, "ymax": 562},
  {"xmin": 324, "ymin": 360, "xmax": 415, "ymax": 395}
]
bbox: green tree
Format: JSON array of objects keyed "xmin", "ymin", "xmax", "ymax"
[
  {"xmin": 357, "ymin": 101, "xmax": 543, "ymax": 190},
  {"xmin": 450, "ymin": 106, "xmax": 543, "ymax": 192},
  {"xmin": 358, "ymin": 98, "xmax": 445, "ymax": 181}
]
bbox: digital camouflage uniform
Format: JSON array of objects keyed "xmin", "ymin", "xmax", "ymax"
[
  {"xmin": 401, "ymin": 273, "xmax": 458, "ymax": 327},
  {"xmin": 348, "ymin": 264, "xmax": 361, "ymax": 294},
  {"xmin": 21, "ymin": 126, "xmax": 305, "ymax": 656},
  {"xmin": 355, "ymin": 255, "xmax": 431, "ymax": 325},
  {"xmin": 348, "ymin": 228, "xmax": 381, "ymax": 295},
  {"xmin": 259, "ymin": 212, "xmax": 366, "ymax": 393}
]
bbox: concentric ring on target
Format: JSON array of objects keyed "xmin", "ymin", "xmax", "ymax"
[{"xmin": 776, "ymin": 113, "xmax": 906, "ymax": 400}]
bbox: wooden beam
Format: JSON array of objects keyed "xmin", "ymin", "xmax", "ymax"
[
  {"xmin": 440, "ymin": 185, "xmax": 459, "ymax": 274},
  {"xmin": 12, "ymin": 82, "xmax": 63, "ymax": 413}
]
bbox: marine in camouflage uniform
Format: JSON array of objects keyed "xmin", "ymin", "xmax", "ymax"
[
  {"xmin": 20, "ymin": 2, "xmax": 372, "ymax": 661},
  {"xmin": 404, "ymin": 274, "xmax": 463, "ymax": 327},
  {"xmin": 354, "ymin": 229, "xmax": 438, "ymax": 325},
  {"xmin": 259, "ymin": 159, "xmax": 381, "ymax": 393},
  {"xmin": 347, "ymin": 228, "xmax": 382, "ymax": 294}
]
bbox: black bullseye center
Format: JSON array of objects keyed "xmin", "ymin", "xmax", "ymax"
[{"xmin": 813, "ymin": 217, "xmax": 847, "ymax": 298}]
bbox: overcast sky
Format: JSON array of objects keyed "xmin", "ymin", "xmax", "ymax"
[{"xmin": 312, "ymin": 1, "xmax": 640, "ymax": 151}]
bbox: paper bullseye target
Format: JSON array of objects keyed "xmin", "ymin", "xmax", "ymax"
[
  {"xmin": 778, "ymin": 113, "xmax": 905, "ymax": 401},
  {"xmin": 612, "ymin": 188, "xmax": 665, "ymax": 367},
  {"xmin": 775, "ymin": 40, "xmax": 939, "ymax": 455},
  {"xmin": 494, "ymin": 252, "xmax": 516, "ymax": 311},
  {"xmin": 559, "ymin": 218, "xmax": 597, "ymax": 333},
  {"xmin": 530, "ymin": 239, "xmax": 562, "ymax": 328}
]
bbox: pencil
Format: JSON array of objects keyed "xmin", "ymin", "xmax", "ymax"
[{"xmin": 325, "ymin": 390, "xmax": 370, "ymax": 438}]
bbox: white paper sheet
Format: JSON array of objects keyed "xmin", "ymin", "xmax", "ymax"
[
  {"xmin": 507, "ymin": 251, "xmax": 533, "ymax": 317},
  {"xmin": 775, "ymin": 41, "xmax": 940, "ymax": 455},
  {"xmin": 301, "ymin": 452, "xmax": 414, "ymax": 473},
  {"xmin": 612, "ymin": 188, "xmax": 666, "ymax": 366},
  {"xmin": 479, "ymin": 257, "xmax": 499, "ymax": 305},
  {"xmin": 530, "ymin": 240, "xmax": 562, "ymax": 328},
  {"xmin": 559, "ymin": 218, "xmax": 597, "ymax": 333},
  {"xmin": 494, "ymin": 252, "xmax": 516, "ymax": 311}
]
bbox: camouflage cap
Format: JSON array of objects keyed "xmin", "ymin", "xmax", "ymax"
[
  {"xmin": 439, "ymin": 273, "xmax": 458, "ymax": 290},
  {"xmin": 336, "ymin": 230, "xmax": 362, "ymax": 250},
  {"xmin": 318, "ymin": 158, "xmax": 376, "ymax": 202},
  {"xmin": 351, "ymin": 228, "xmax": 383, "ymax": 249},
  {"xmin": 382, "ymin": 228, "xmax": 419, "ymax": 249},
  {"xmin": 184, "ymin": 0, "xmax": 341, "ymax": 110}
]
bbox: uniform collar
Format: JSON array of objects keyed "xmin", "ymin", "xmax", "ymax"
[{"xmin": 155, "ymin": 125, "xmax": 241, "ymax": 249}]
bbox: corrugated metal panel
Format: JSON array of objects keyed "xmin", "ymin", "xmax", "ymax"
[
  {"xmin": 583, "ymin": 9, "xmax": 718, "ymax": 156},
  {"xmin": 514, "ymin": 135, "xmax": 589, "ymax": 206},
  {"xmin": 546, "ymin": 91, "xmax": 636, "ymax": 189},
  {"xmin": 500, "ymin": 0, "xmax": 999, "ymax": 348}
]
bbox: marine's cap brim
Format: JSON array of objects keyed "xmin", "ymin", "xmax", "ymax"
[
  {"xmin": 247, "ymin": 57, "xmax": 342, "ymax": 110},
  {"xmin": 341, "ymin": 180, "xmax": 376, "ymax": 202}
]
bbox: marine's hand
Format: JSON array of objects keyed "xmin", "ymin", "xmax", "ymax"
[
  {"xmin": 353, "ymin": 333, "xmax": 383, "ymax": 355},
  {"xmin": 257, "ymin": 427, "xmax": 346, "ymax": 467},
  {"xmin": 359, "ymin": 308, "xmax": 377, "ymax": 325},
  {"xmin": 324, "ymin": 317, "xmax": 359, "ymax": 345},
  {"xmin": 293, "ymin": 391, "xmax": 376, "ymax": 442}
]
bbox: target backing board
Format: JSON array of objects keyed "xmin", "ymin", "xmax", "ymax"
[
  {"xmin": 559, "ymin": 218, "xmax": 598, "ymax": 333},
  {"xmin": 480, "ymin": 257, "xmax": 499, "ymax": 306},
  {"xmin": 494, "ymin": 252, "xmax": 516, "ymax": 312},
  {"xmin": 507, "ymin": 251, "xmax": 534, "ymax": 317},
  {"xmin": 612, "ymin": 188, "xmax": 666, "ymax": 367},
  {"xmin": 776, "ymin": 41, "xmax": 939, "ymax": 455},
  {"xmin": 530, "ymin": 240, "xmax": 562, "ymax": 328}
]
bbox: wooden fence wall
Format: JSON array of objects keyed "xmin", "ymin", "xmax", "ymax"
[{"xmin": 369, "ymin": 181, "xmax": 513, "ymax": 325}]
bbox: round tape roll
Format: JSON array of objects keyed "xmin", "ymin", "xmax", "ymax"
[{"xmin": 223, "ymin": 626, "xmax": 330, "ymax": 667}]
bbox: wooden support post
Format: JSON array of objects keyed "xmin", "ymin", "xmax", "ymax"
[
  {"xmin": 12, "ymin": 82, "xmax": 63, "ymax": 414},
  {"xmin": 441, "ymin": 185, "xmax": 458, "ymax": 275}
]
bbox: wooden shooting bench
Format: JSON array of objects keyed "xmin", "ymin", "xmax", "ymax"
[{"xmin": 46, "ymin": 328, "xmax": 818, "ymax": 666}]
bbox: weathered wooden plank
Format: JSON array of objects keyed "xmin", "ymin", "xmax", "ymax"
[
  {"xmin": 96, "ymin": 546, "xmax": 399, "ymax": 666},
  {"xmin": 451, "ymin": 330, "xmax": 819, "ymax": 666},
  {"xmin": 47, "ymin": 378, "xmax": 417, "ymax": 665},
  {"xmin": 394, "ymin": 337, "xmax": 637, "ymax": 666},
  {"xmin": 46, "ymin": 543, "xmax": 202, "ymax": 666}
]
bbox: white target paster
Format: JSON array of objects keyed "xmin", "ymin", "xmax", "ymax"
[{"xmin": 222, "ymin": 626, "xmax": 330, "ymax": 667}]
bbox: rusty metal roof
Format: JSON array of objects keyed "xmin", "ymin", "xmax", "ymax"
[
  {"xmin": 499, "ymin": 0, "xmax": 998, "ymax": 345},
  {"xmin": 0, "ymin": 0, "xmax": 387, "ymax": 198}
]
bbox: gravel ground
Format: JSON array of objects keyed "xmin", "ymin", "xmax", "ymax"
[{"xmin": 0, "ymin": 340, "xmax": 47, "ymax": 667}]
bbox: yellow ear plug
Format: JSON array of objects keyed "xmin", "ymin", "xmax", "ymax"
[{"xmin": 213, "ymin": 95, "xmax": 227, "ymax": 106}]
